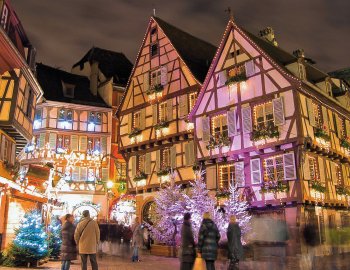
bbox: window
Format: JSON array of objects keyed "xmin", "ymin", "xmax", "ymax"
[
  {"xmin": 56, "ymin": 135, "xmax": 70, "ymax": 151},
  {"xmin": 151, "ymin": 43, "xmax": 158, "ymax": 57},
  {"xmin": 211, "ymin": 114, "xmax": 228, "ymax": 139},
  {"xmin": 133, "ymin": 111, "xmax": 141, "ymax": 129},
  {"xmin": 229, "ymin": 49, "xmax": 242, "ymax": 59},
  {"xmin": 189, "ymin": 92, "xmax": 198, "ymax": 110},
  {"xmin": 308, "ymin": 156, "xmax": 319, "ymax": 182},
  {"xmin": 162, "ymin": 148, "xmax": 171, "ymax": 168},
  {"xmin": 254, "ymin": 102, "xmax": 274, "ymax": 129},
  {"xmin": 151, "ymin": 69, "xmax": 161, "ymax": 87},
  {"xmin": 219, "ymin": 164, "xmax": 235, "ymax": 189},
  {"xmin": 94, "ymin": 138, "xmax": 101, "ymax": 152},
  {"xmin": 88, "ymin": 112, "xmax": 102, "ymax": 125},
  {"xmin": 58, "ymin": 108, "xmax": 73, "ymax": 122},
  {"xmin": 116, "ymin": 162, "xmax": 127, "ymax": 180},
  {"xmin": 227, "ymin": 64, "xmax": 245, "ymax": 78},
  {"xmin": 34, "ymin": 109, "xmax": 42, "ymax": 121},
  {"xmin": 138, "ymin": 154, "xmax": 145, "ymax": 173},
  {"xmin": 312, "ymin": 103, "xmax": 322, "ymax": 128},
  {"xmin": 87, "ymin": 137, "xmax": 94, "ymax": 152},
  {"xmin": 150, "ymin": 27, "xmax": 157, "ymax": 36},
  {"xmin": 159, "ymin": 102, "xmax": 168, "ymax": 122},
  {"xmin": 264, "ymin": 156, "xmax": 284, "ymax": 182},
  {"xmin": 88, "ymin": 168, "xmax": 95, "ymax": 181},
  {"xmin": 62, "ymin": 82, "xmax": 75, "ymax": 98}
]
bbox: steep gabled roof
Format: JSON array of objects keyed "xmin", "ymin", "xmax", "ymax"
[
  {"xmin": 36, "ymin": 63, "xmax": 109, "ymax": 107},
  {"xmin": 72, "ymin": 47, "xmax": 133, "ymax": 87},
  {"xmin": 153, "ymin": 17, "xmax": 216, "ymax": 83},
  {"xmin": 329, "ymin": 67, "xmax": 350, "ymax": 85}
]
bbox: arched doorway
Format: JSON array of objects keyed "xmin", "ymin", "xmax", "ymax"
[
  {"xmin": 142, "ymin": 200, "xmax": 157, "ymax": 225},
  {"xmin": 109, "ymin": 195, "xmax": 136, "ymax": 226}
]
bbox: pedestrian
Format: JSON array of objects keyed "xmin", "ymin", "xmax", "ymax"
[
  {"xmin": 180, "ymin": 213, "xmax": 196, "ymax": 270},
  {"xmin": 74, "ymin": 210, "xmax": 100, "ymax": 270},
  {"xmin": 131, "ymin": 217, "xmax": 143, "ymax": 262},
  {"xmin": 198, "ymin": 212, "xmax": 220, "ymax": 270},
  {"xmin": 60, "ymin": 214, "xmax": 77, "ymax": 270},
  {"xmin": 227, "ymin": 215, "xmax": 243, "ymax": 270}
]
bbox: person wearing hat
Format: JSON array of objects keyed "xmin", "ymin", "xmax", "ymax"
[
  {"xmin": 74, "ymin": 210, "xmax": 100, "ymax": 270},
  {"xmin": 198, "ymin": 212, "xmax": 220, "ymax": 270}
]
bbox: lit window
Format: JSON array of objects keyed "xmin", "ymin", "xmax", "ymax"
[
  {"xmin": 211, "ymin": 114, "xmax": 228, "ymax": 139},
  {"xmin": 94, "ymin": 138, "xmax": 101, "ymax": 153},
  {"xmin": 134, "ymin": 111, "xmax": 141, "ymax": 129},
  {"xmin": 159, "ymin": 102, "xmax": 168, "ymax": 122},
  {"xmin": 88, "ymin": 112, "xmax": 102, "ymax": 125},
  {"xmin": 189, "ymin": 92, "xmax": 198, "ymax": 110},
  {"xmin": 151, "ymin": 43, "xmax": 158, "ymax": 57},
  {"xmin": 264, "ymin": 156, "xmax": 284, "ymax": 182},
  {"xmin": 254, "ymin": 102, "xmax": 274, "ymax": 129},
  {"xmin": 227, "ymin": 64, "xmax": 245, "ymax": 78},
  {"xmin": 308, "ymin": 157, "xmax": 319, "ymax": 182},
  {"xmin": 58, "ymin": 108, "xmax": 73, "ymax": 122},
  {"xmin": 151, "ymin": 69, "xmax": 161, "ymax": 87},
  {"xmin": 116, "ymin": 162, "xmax": 127, "ymax": 180},
  {"xmin": 88, "ymin": 168, "xmax": 95, "ymax": 181},
  {"xmin": 33, "ymin": 109, "xmax": 42, "ymax": 129},
  {"xmin": 138, "ymin": 155, "xmax": 145, "ymax": 173},
  {"xmin": 162, "ymin": 148, "xmax": 170, "ymax": 168},
  {"xmin": 219, "ymin": 164, "xmax": 235, "ymax": 189}
]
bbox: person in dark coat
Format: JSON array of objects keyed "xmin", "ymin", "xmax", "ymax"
[
  {"xmin": 180, "ymin": 213, "xmax": 196, "ymax": 270},
  {"xmin": 61, "ymin": 214, "xmax": 77, "ymax": 270},
  {"xmin": 227, "ymin": 216, "xmax": 243, "ymax": 269},
  {"xmin": 198, "ymin": 212, "xmax": 220, "ymax": 270}
]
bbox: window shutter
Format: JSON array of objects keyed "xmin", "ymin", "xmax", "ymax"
[
  {"xmin": 227, "ymin": 108, "xmax": 237, "ymax": 137},
  {"xmin": 250, "ymin": 158, "xmax": 261, "ymax": 184},
  {"xmin": 219, "ymin": 70, "xmax": 227, "ymax": 86},
  {"xmin": 131, "ymin": 156, "xmax": 137, "ymax": 178},
  {"xmin": 170, "ymin": 145, "xmax": 177, "ymax": 169},
  {"xmin": 242, "ymin": 106, "xmax": 252, "ymax": 134},
  {"xmin": 70, "ymin": 135, "xmax": 79, "ymax": 151},
  {"xmin": 49, "ymin": 133, "xmax": 57, "ymax": 149},
  {"xmin": 101, "ymin": 136, "xmax": 107, "ymax": 154},
  {"xmin": 206, "ymin": 166, "xmax": 217, "ymax": 190},
  {"xmin": 80, "ymin": 167, "xmax": 87, "ymax": 181},
  {"xmin": 101, "ymin": 167, "xmax": 109, "ymax": 181},
  {"xmin": 202, "ymin": 116, "xmax": 210, "ymax": 142},
  {"xmin": 184, "ymin": 144, "xmax": 189, "ymax": 166},
  {"xmin": 156, "ymin": 150, "xmax": 161, "ymax": 172},
  {"xmin": 143, "ymin": 72, "xmax": 149, "ymax": 93},
  {"xmin": 330, "ymin": 163, "xmax": 337, "ymax": 185},
  {"xmin": 345, "ymin": 120, "xmax": 350, "ymax": 138},
  {"xmin": 140, "ymin": 108, "xmax": 146, "ymax": 130},
  {"xmin": 38, "ymin": 133, "xmax": 46, "ymax": 148},
  {"xmin": 152, "ymin": 104, "xmax": 158, "ymax": 125},
  {"xmin": 144, "ymin": 153, "xmax": 152, "ymax": 174},
  {"xmin": 72, "ymin": 167, "xmax": 79, "ymax": 181},
  {"xmin": 179, "ymin": 94, "xmax": 189, "ymax": 118},
  {"xmin": 283, "ymin": 152, "xmax": 296, "ymax": 180},
  {"xmin": 335, "ymin": 115, "xmax": 343, "ymax": 138},
  {"xmin": 127, "ymin": 113, "xmax": 133, "ymax": 133},
  {"xmin": 321, "ymin": 106, "xmax": 329, "ymax": 131},
  {"xmin": 235, "ymin": 161, "xmax": 245, "ymax": 187},
  {"xmin": 11, "ymin": 143, "xmax": 15, "ymax": 165},
  {"xmin": 304, "ymin": 155, "xmax": 311, "ymax": 180},
  {"xmin": 188, "ymin": 141, "xmax": 195, "ymax": 166},
  {"xmin": 167, "ymin": 99, "xmax": 173, "ymax": 121},
  {"xmin": 161, "ymin": 65, "xmax": 167, "ymax": 86},
  {"xmin": 272, "ymin": 97, "xmax": 285, "ymax": 126},
  {"xmin": 306, "ymin": 98, "xmax": 316, "ymax": 127},
  {"xmin": 79, "ymin": 136, "xmax": 87, "ymax": 152},
  {"xmin": 0, "ymin": 136, "xmax": 5, "ymax": 160},
  {"xmin": 245, "ymin": 60, "xmax": 256, "ymax": 77}
]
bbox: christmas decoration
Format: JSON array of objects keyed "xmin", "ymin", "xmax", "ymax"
[
  {"xmin": 48, "ymin": 217, "xmax": 62, "ymax": 258},
  {"xmin": 3, "ymin": 210, "xmax": 49, "ymax": 266}
]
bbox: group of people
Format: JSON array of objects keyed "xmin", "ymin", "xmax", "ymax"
[{"xmin": 180, "ymin": 212, "xmax": 243, "ymax": 270}]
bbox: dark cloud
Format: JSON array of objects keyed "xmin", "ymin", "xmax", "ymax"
[{"xmin": 11, "ymin": 0, "xmax": 350, "ymax": 72}]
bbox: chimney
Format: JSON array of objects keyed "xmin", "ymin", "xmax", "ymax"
[
  {"xmin": 293, "ymin": 49, "xmax": 305, "ymax": 59},
  {"xmin": 259, "ymin": 27, "xmax": 278, "ymax": 47}
]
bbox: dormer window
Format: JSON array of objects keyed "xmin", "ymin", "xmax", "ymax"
[
  {"xmin": 62, "ymin": 81, "xmax": 75, "ymax": 98},
  {"xmin": 151, "ymin": 43, "xmax": 158, "ymax": 57},
  {"xmin": 298, "ymin": 63, "xmax": 306, "ymax": 80},
  {"xmin": 151, "ymin": 27, "xmax": 157, "ymax": 36}
]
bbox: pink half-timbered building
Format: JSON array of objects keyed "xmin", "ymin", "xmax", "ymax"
[
  {"xmin": 190, "ymin": 18, "xmax": 350, "ymax": 255},
  {"xmin": 117, "ymin": 17, "xmax": 216, "ymax": 222}
]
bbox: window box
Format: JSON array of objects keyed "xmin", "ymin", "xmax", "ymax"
[
  {"xmin": 155, "ymin": 120, "xmax": 169, "ymax": 130},
  {"xmin": 336, "ymin": 185, "xmax": 350, "ymax": 196},
  {"xmin": 157, "ymin": 167, "xmax": 171, "ymax": 177},
  {"xmin": 314, "ymin": 127, "xmax": 330, "ymax": 141},
  {"xmin": 251, "ymin": 123, "xmax": 279, "ymax": 141},
  {"xmin": 225, "ymin": 73, "xmax": 247, "ymax": 86},
  {"xmin": 206, "ymin": 134, "xmax": 230, "ymax": 150},
  {"xmin": 260, "ymin": 181, "xmax": 289, "ymax": 194},
  {"xmin": 310, "ymin": 181, "xmax": 326, "ymax": 193},
  {"xmin": 147, "ymin": 84, "xmax": 164, "ymax": 101},
  {"xmin": 340, "ymin": 138, "xmax": 350, "ymax": 151},
  {"xmin": 215, "ymin": 188, "xmax": 230, "ymax": 199},
  {"xmin": 133, "ymin": 172, "xmax": 147, "ymax": 182},
  {"xmin": 128, "ymin": 128, "xmax": 142, "ymax": 138}
]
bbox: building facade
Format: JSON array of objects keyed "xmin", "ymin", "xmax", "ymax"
[
  {"xmin": 190, "ymin": 19, "xmax": 350, "ymax": 255},
  {"xmin": 117, "ymin": 16, "xmax": 216, "ymax": 223},
  {"xmin": 0, "ymin": 0, "xmax": 44, "ymax": 249}
]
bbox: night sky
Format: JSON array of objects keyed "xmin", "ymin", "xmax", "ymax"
[{"xmin": 11, "ymin": 0, "xmax": 350, "ymax": 73}]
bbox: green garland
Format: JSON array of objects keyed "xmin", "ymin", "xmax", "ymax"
[
  {"xmin": 314, "ymin": 128, "xmax": 330, "ymax": 141},
  {"xmin": 133, "ymin": 172, "xmax": 147, "ymax": 182},
  {"xmin": 340, "ymin": 138, "xmax": 350, "ymax": 150},
  {"xmin": 154, "ymin": 120, "xmax": 169, "ymax": 130},
  {"xmin": 206, "ymin": 134, "xmax": 230, "ymax": 150},
  {"xmin": 336, "ymin": 185, "xmax": 350, "ymax": 196},
  {"xmin": 225, "ymin": 73, "xmax": 247, "ymax": 86},
  {"xmin": 260, "ymin": 181, "xmax": 289, "ymax": 194},
  {"xmin": 215, "ymin": 189, "xmax": 230, "ymax": 199},
  {"xmin": 157, "ymin": 167, "xmax": 171, "ymax": 177},
  {"xmin": 128, "ymin": 128, "xmax": 141, "ymax": 138},
  {"xmin": 251, "ymin": 123, "xmax": 279, "ymax": 141},
  {"xmin": 310, "ymin": 181, "xmax": 326, "ymax": 193},
  {"xmin": 146, "ymin": 84, "xmax": 164, "ymax": 95}
]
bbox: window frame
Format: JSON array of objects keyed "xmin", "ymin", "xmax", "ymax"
[
  {"xmin": 58, "ymin": 108, "xmax": 73, "ymax": 122},
  {"xmin": 263, "ymin": 155, "xmax": 284, "ymax": 182},
  {"xmin": 189, "ymin": 92, "xmax": 198, "ymax": 111},
  {"xmin": 211, "ymin": 114, "xmax": 228, "ymax": 139},
  {"xmin": 159, "ymin": 101, "xmax": 168, "ymax": 122},
  {"xmin": 219, "ymin": 164, "xmax": 235, "ymax": 189},
  {"xmin": 150, "ymin": 42, "xmax": 159, "ymax": 58},
  {"xmin": 254, "ymin": 102, "xmax": 274, "ymax": 129},
  {"xmin": 133, "ymin": 111, "xmax": 141, "ymax": 129},
  {"xmin": 162, "ymin": 148, "xmax": 171, "ymax": 169},
  {"xmin": 151, "ymin": 69, "xmax": 161, "ymax": 87}
]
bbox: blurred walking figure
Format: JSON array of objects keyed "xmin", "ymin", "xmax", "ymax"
[
  {"xmin": 61, "ymin": 214, "xmax": 77, "ymax": 270},
  {"xmin": 74, "ymin": 210, "xmax": 100, "ymax": 270},
  {"xmin": 198, "ymin": 212, "xmax": 220, "ymax": 270},
  {"xmin": 227, "ymin": 216, "xmax": 243, "ymax": 270},
  {"xmin": 301, "ymin": 224, "xmax": 319, "ymax": 270},
  {"xmin": 131, "ymin": 217, "xmax": 143, "ymax": 262},
  {"xmin": 180, "ymin": 213, "xmax": 196, "ymax": 270}
]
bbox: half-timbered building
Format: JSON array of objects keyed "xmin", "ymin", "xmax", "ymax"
[
  {"xmin": 0, "ymin": 0, "xmax": 44, "ymax": 249},
  {"xmin": 117, "ymin": 16, "xmax": 216, "ymax": 221},
  {"xmin": 190, "ymin": 18, "xmax": 350, "ymax": 255}
]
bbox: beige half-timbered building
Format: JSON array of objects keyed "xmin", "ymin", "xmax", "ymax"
[
  {"xmin": 117, "ymin": 16, "xmax": 216, "ymax": 222},
  {"xmin": 190, "ymin": 18, "xmax": 350, "ymax": 255}
]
